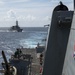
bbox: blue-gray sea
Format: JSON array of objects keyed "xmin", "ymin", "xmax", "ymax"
[{"xmin": 0, "ymin": 27, "xmax": 48, "ymax": 70}]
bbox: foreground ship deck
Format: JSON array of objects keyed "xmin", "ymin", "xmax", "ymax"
[
  {"xmin": 0, "ymin": 47, "xmax": 44, "ymax": 75},
  {"xmin": 10, "ymin": 48, "xmax": 40, "ymax": 75}
]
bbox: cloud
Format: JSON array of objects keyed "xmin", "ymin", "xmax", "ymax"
[
  {"xmin": 42, "ymin": 16, "xmax": 50, "ymax": 21},
  {"xmin": 9, "ymin": 14, "xmax": 36, "ymax": 22},
  {"xmin": 1, "ymin": 9, "xmax": 17, "ymax": 21},
  {"xmin": 7, "ymin": 9, "xmax": 17, "ymax": 19},
  {"xmin": 2, "ymin": 0, "xmax": 30, "ymax": 3},
  {"xmin": 49, "ymin": 0, "xmax": 72, "ymax": 2},
  {"xmin": 0, "ymin": 1, "xmax": 5, "ymax": 6},
  {"xmin": 25, "ymin": 15, "xmax": 36, "ymax": 21},
  {"xmin": 0, "ymin": 0, "xmax": 73, "ymax": 27}
]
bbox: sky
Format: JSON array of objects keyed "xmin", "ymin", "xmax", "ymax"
[{"xmin": 0, "ymin": 0, "xmax": 73, "ymax": 27}]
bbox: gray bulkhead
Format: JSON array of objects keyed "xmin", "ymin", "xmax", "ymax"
[
  {"xmin": 62, "ymin": 11, "xmax": 75, "ymax": 75},
  {"xmin": 62, "ymin": 0, "xmax": 75, "ymax": 75},
  {"xmin": 42, "ymin": 7, "xmax": 73, "ymax": 75}
]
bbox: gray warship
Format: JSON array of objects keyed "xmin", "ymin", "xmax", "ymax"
[
  {"xmin": 0, "ymin": 46, "xmax": 44, "ymax": 75},
  {"xmin": 10, "ymin": 21, "xmax": 23, "ymax": 32},
  {"xmin": 0, "ymin": 1, "xmax": 75, "ymax": 75}
]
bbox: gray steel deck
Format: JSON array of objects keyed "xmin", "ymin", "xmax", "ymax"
[{"xmin": 10, "ymin": 48, "xmax": 41, "ymax": 75}]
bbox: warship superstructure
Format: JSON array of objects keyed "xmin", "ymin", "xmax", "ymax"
[
  {"xmin": 10, "ymin": 21, "xmax": 23, "ymax": 32},
  {"xmin": 0, "ymin": 46, "xmax": 44, "ymax": 75},
  {"xmin": 42, "ymin": 1, "xmax": 74, "ymax": 75}
]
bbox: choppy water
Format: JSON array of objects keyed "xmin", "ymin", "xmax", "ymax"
[{"xmin": 0, "ymin": 27, "xmax": 48, "ymax": 70}]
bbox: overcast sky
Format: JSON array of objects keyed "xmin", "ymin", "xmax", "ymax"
[{"xmin": 0, "ymin": 0, "xmax": 73, "ymax": 27}]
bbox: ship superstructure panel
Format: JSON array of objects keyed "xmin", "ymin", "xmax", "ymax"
[
  {"xmin": 42, "ymin": 9, "xmax": 73, "ymax": 75},
  {"xmin": 62, "ymin": 11, "xmax": 75, "ymax": 75}
]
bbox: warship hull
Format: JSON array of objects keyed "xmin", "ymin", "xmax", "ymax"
[{"xmin": 9, "ymin": 20, "xmax": 23, "ymax": 32}]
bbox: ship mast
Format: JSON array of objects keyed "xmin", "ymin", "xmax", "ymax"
[{"xmin": 16, "ymin": 20, "xmax": 18, "ymax": 26}]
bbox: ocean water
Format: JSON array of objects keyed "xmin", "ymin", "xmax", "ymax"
[{"xmin": 0, "ymin": 27, "xmax": 48, "ymax": 69}]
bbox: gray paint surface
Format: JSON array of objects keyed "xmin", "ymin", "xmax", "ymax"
[
  {"xmin": 42, "ymin": 11, "xmax": 73, "ymax": 75},
  {"xmin": 62, "ymin": 11, "xmax": 75, "ymax": 75}
]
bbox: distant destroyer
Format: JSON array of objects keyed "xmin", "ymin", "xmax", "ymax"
[{"xmin": 10, "ymin": 20, "xmax": 23, "ymax": 32}]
